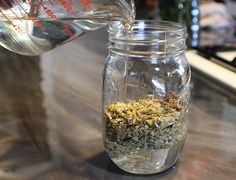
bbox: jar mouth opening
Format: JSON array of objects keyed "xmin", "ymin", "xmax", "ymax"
[
  {"xmin": 108, "ymin": 20, "xmax": 187, "ymax": 57},
  {"xmin": 108, "ymin": 20, "xmax": 186, "ymax": 36}
]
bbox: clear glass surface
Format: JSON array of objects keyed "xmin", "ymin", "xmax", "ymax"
[
  {"xmin": 102, "ymin": 20, "xmax": 191, "ymax": 174},
  {"xmin": 0, "ymin": 0, "xmax": 135, "ymax": 55}
]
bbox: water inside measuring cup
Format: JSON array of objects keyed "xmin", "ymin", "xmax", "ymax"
[{"xmin": 0, "ymin": 1, "xmax": 134, "ymax": 56}]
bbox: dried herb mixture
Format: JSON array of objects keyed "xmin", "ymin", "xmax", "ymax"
[{"xmin": 104, "ymin": 93, "xmax": 186, "ymax": 155}]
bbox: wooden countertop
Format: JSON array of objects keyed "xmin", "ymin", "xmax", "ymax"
[{"xmin": 0, "ymin": 28, "xmax": 235, "ymax": 180}]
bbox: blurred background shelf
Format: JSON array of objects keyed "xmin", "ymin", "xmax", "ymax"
[{"xmin": 135, "ymin": 0, "xmax": 236, "ymax": 90}]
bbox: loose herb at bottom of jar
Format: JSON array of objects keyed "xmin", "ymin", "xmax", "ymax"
[{"xmin": 104, "ymin": 94, "xmax": 186, "ymax": 154}]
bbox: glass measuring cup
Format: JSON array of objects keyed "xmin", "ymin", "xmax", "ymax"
[{"xmin": 0, "ymin": 0, "xmax": 135, "ymax": 56}]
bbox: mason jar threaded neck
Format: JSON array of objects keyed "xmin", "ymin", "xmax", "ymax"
[{"xmin": 108, "ymin": 20, "xmax": 187, "ymax": 57}]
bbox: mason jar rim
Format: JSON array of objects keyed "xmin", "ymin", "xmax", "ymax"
[
  {"xmin": 108, "ymin": 20, "xmax": 186, "ymax": 35},
  {"xmin": 108, "ymin": 20, "xmax": 187, "ymax": 57}
]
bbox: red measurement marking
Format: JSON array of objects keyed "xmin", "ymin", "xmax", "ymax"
[
  {"xmin": 59, "ymin": 0, "xmax": 72, "ymax": 12},
  {"xmin": 57, "ymin": 0, "xmax": 77, "ymax": 35},
  {"xmin": 1, "ymin": 0, "xmax": 22, "ymax": 22},
  {"xmin": 0, "ymin": 8, "xmax": 24, "ymax": 34},
  {"xmin": 67, "ymin": 0, "xmax": 76, "ymax": 16},
  {"xmin": 48, "ymin": 0, "xmax": 54, "ymax": 6},
  {"xmin": 15, "ymin": 0, "xmax": 44, "ymax": 30},
  {"xmin": 58, "ymin": 0, "xmax": 76, "ymax": 16},
  {"xmin": 80, "ymin": 0, "xmax": 90, "ymax": 8},
  {"xmin": 36, "ymin": 0, "xmax": 56, "ymax": 19},
  {"xmin": 28, "ymin": 15, "xmax": 43, "ymax": 29}
]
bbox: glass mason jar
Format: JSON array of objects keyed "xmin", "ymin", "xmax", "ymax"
[{"xmin": 102, "ymin": 20, "xmax": 191, "ymax": 174}]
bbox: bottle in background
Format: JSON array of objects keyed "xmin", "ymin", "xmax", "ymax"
[{"xmin": 159, "ymin": 0, "xmax": 200, "ymax": 47}]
